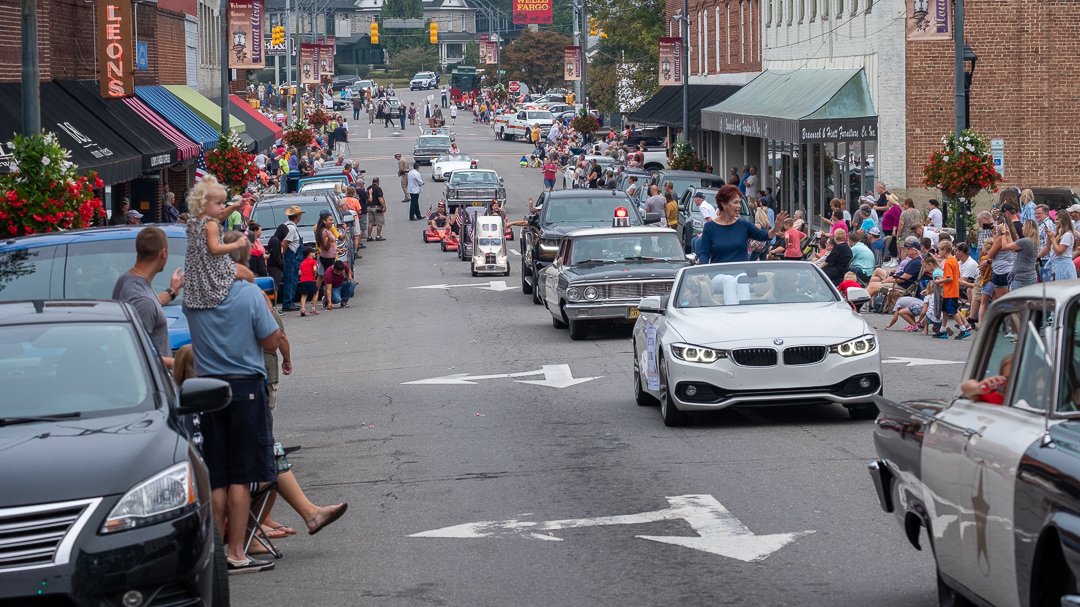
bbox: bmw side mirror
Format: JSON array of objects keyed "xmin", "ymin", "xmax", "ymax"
[
  {"xmin": 176, "ymin": 378, "xmax": 231, "ymax": 416},
  {"xmin": 638, "ymin": 296, "xmax": 664, "ymax": 315},
  {"xmin": 846, "ymin": 287, "xmax": 871, "ymax": 305}
]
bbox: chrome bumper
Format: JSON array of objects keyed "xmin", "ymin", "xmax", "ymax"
[
  {"xmin": 868, "ymin": 460, "xmax": 894, "ymax": 513},
  {"xmin": 563, "ymin": 301, "xmax": 639, "ymax": 321}
]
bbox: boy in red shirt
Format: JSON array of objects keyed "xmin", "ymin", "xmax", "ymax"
[
  {"xmin": 935, "ymin": 241, "xmax": 972, "ymax": 339},
  {"xmin": 297, "ymin": 246, "xmax": 320, "ymax": 317}
]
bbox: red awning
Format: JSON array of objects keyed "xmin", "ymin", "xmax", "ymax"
[
  {"xmin": 123, "ymin": 97, "xmax": 202, "ymax": 162},
  {"xmin": 229, "ymin": 95, "xmax": 284, "ymax": 141}
]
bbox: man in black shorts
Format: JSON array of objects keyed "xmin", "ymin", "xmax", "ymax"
[{"xmin": 185, "ymin": 265, "xmax": 285, "ymax": 574}]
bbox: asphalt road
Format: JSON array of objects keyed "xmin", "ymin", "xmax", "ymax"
[{"xmin": 231, "ymin": 88, "xmax": 975, "ymax": 606}]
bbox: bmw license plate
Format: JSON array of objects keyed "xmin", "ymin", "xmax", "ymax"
[{"xmin": 627, "ymin": 307, "xmax": 640, "ymax": 319}]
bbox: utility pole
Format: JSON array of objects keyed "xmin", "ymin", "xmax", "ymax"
[
  {"xmin": 571, "ymin": 1, "xmax": 580, "ymax": 102},
  {"xmin": 680, "ymin": 0, "xmax": 689, "ymax": 142},
  {"xmin": 580, "ymin": 0, "xmax": 587, "ymax": 110},
  {"xmin": 286, "ymin": 0, "xmax": 294, "ymax": 123},
  {"xmin": 219, "ymin": 0, "xmax": 230, "ymax": 135},
  {"xmin": 20, "ymin": 0, "xmax": 40, "ymax": 135}
]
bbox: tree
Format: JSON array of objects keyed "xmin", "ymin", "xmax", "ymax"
[
  {"xmin": 462, "ymin": 41, "xmax": 480, "ymax": 67},
  {"xmin": 500, "ymin": 29, "xmax": 572, "ymax": 93},
  {"xmin": 587, "ymin": 0, "xmax": 664, "ymax": 114},
  {"xmin": 380, "ymin": 0, "xmax": 425, "ymax": 55},
  {"xmin": 390, "ymin": 46, "xmax": 441, "ymax": 76},
  {"xmin": 381, "ymin": 0, "xmax": 422, "ymax": 19}
]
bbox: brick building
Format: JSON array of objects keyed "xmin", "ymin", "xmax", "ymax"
[{"xmin": 906, "ymin": 0, "xmax": 1080, "ymax": 204}]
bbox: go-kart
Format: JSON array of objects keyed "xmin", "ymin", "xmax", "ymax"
[
  {"xmin": 440, "ymin": 231, "xmax": 459, "ymax": 252},
  {"xmin": 423, "ymin": 225, "xmax": 450, "ymax": 243}
]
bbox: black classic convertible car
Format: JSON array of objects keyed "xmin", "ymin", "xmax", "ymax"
[{"xmin": 869, "ymin": 284, "xmax": 1080, "ymax": 607}]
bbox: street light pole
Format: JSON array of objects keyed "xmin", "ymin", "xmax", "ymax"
[
  {"xmin": 220, "ymin": 0, "xmax": 230, "ymax": 135},
  {"xmin": 20, "ymin": 0, "xmax": 40, "ymax": 135},
  {"xmin": 580, "ymin": 0, "xmax": 588, "ymax": 110},
  {"xmin": 952, "ymin": 0, "xmax": 966, "ymax": 240},
  {"xmin": 680, "ymin": 0, "xmax": 689, "ymax": 142}
]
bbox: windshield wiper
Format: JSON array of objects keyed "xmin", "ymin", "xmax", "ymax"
[
  {"xmin": 623, "ymin": 256, "xmax": 669, "ymax": 262},
  {"xmin": 576, "ymin": 258, "xmax": 617, "ymax": 266},
  {"xmin": 0, "ymin": 412, "xmax": 82, "ymax": 427}
]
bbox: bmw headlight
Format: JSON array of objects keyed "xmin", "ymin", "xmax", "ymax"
[
  {"xmin": 101, "ymin": 462, "xmax": 197, "ymax": 533},
  {"xmin": 671, "ymin": 343, "xmax": 727, "ymax": 363},
  {"xmin": 830, "ymin": 334, "xmax": 877, "ymax": 357},
  {"xmin": 566, "ymin": 287, "xmax": 580, "ymax": 301},
  {"xmin": 583, "ymin": 286, "xmax": 599, "ymax": 300}
]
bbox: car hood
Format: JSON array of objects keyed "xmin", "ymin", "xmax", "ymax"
[
  {"xmin": 0, "ymin": 410, "xmax": 182, "ymax": 507},
  {"xmin": 565, "ymin": 262, "xmax": 687, "ymax": 281},
  {"xmin": 666, "ymin": 302, "xmax": 870, "ymax": 347},
  {"xmin": 435, "ymin": 161, "xmax": 471, "ymax": 170},
  {"xmin": 163, "ymin": 305, "xmax": 190, "ymax": 349},
  {"xmin": 542, "ymin": 224, "xmax": 640, "ymax": 237}
]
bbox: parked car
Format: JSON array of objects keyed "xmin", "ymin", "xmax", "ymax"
[
  {"xmin": 646, "ymin": 170, "xmax": 728, "ymax": 207},
  {"xmin": 540, "ymin": 226, "xmax": 689, "ymax": 340},
  {"xmin": 869, "ymin": 283, "xmax": 1080, "ymax": 607},
  {"xmin": 249, "ymin": 193, "xmax": 357, "ymax": 268},
  {"xmin": 410, "ymin": 71, "xmax": 439, "ymax": 90},
  {"xmin": 1027, "ymin": 187, "xmax": 1079, "ymax": 212},
  {"xmin": 0, "ymin": 300, "xmax": 232, "ymax": 606},
  {"xmin": 632, "ymin": 261, "xmax": 879, "ymax": 426}
]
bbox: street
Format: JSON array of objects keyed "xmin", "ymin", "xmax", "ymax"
[{"xmin": 231, "ymin": 88, "xmax": 974, "ymax": 606}]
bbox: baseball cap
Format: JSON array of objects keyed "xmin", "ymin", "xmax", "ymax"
[
  {"xmin": 127, "ymin": 209, "xmax": 143, "ymax": 219},
  {"xmin": 693, "ymin": 191, "xmax": 706, "ymax": 200},
  {"xmin": 1067, "ymin": 204, "xmax": 1080, "ymax": 214},
  {"xmin": 285, "ymin": 205, "xmax": 305, "ymax": 217},
  {"xmin": 318, "ymin": 210, "xmax": 332, "ymax": 219},
  {"xmin": 905, "ymin": 241, "xmax": 920, "ymax": 250},
  {"xmin": 868, "ymin": 226, "xmax": 882, "ymax": 237}
]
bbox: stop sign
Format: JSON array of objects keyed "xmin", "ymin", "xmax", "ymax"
[{"xmin": 508, "ymin": 81, "xmax": 520, "ymax": 94}]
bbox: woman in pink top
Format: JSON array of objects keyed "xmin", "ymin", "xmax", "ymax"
[{"xmin": 776, "ymin": 218, "xmax": 805, "ymax": 260}]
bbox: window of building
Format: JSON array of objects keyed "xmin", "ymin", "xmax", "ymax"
[
  {"xmin": 850, "ymin": 0, "xmax": 858, "ymax": 16},
  {"xmin": 740, "ymin": 0, "xmax": 746, "ymax": 63},
  {"xmin": 715, "ymin": 6, "xmax": 721, "ymax": 69},
  {"xmin": 865, "ymin": 0, "xmax": 872, "ymax": 13},
  {"xmin": 809, "ymin": 0, "xmax": 816, "ymax": 22},
  {"xmin": 821, "ymin": 0, "xmax": 828, "ymax": 19},
  {"xmin": 836, "ymin": 0, "xmax": 843, "ymax": 13},
  {"xmin": 702, "ymin": 9, "xmax": 708, "ymax": 74},
  {"xmin": 787, "ymin": 0, "xmax": 794, "ymax": 25},
  {"xmin": 766, "ymin": 0, "xmax": 772, "ymax": 26},
  {"xmin": 726, "ymin": 4, "xmax": 731, "ymax": 63}
]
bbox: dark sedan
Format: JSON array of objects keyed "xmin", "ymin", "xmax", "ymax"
[
  {"xmin": 413, "ymin": 134, "xmax": 453, "ymax": 165},
  {"xmin": 539, "ymin": 226, "xmax": 689, "ymax": 340},
  {"xmin": 0, "ymin": 300, "xmax": 232, "ymax": 606},
  {"xmin": 869, "ymin": 284, "xmax": 1080, "ymax": 607}
]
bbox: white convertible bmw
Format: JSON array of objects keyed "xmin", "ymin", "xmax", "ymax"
[
  {"xmin": 431, "ymin": 154, "xmax": 478, "ymax": 182},
  {"xmin": 631, "ymin": 261, "xmax": 881, "ymax": 426}
]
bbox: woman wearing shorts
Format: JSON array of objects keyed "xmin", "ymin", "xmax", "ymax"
[
  {"xmin": 315, "ymin": 211, "xmax": 338, "ymax": 310},
  {"xmin": 984, "ymin": 219, "xmax": 1017, "ymax": 305}
]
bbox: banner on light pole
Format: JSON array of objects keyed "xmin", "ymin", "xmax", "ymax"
[
  {"xmin": 300, "ymin": 43, "xmax": 318, "ymax": 84},
  {"xmin": 658, "ymin": 38, "xmax": 682, "ymax": 86},
  {"xmin": 563, "ymin": 46, "xmax": 581, "ymax": 81},
  {"xmin": 228, "ymin": 0, "xmax": 265, "ymax": 69}
]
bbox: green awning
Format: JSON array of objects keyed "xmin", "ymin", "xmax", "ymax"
[
  {"xmin": 163, "ymin": 85, "xmax": 248, "ymax": 134},
  {"xmin": 700, "ymin": 69, "xmax": 877, "ymax": 145}
]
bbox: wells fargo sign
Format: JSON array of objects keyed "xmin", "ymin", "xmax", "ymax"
[
  {"xmin": 97, "ymin": 0, "xmax": 135, "ymax": 99},
  {"xmin": 512, "ymin": 0, "xmax": 552, "ymax": 25}
]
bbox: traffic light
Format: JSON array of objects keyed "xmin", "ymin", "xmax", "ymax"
[
  {"xmin": 370, "ymin": 21, "xmax": 379, "ymax": 45},
  {"xmin": 588, "ymin": 17, "xmax": 598, "ymax": 37},
  {"xmin": 271, "ymin": 25, "xmax": 285, "ymax": 46},
  {"xmin": 429, "ymin": 21, "xmax": 438, "ymax": 44}
]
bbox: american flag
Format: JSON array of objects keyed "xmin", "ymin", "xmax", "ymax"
[{"xmin": 195, "ymin": 150, "xmax": 209, "ymax": 182}]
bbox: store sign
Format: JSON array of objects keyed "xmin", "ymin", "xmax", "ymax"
[
  {"xmin": 658, "ymin": 38, "xmax": 682, "ymax": 87},
  {"xmin": 563, "ymin": 46, "xmax": 581, "ymax": 82},
  {"xmin": 701, "ymin": 112, "xmax": 878, "ymax": 146},
  {"xmin": 799, "ymin": 122, "xmax": 877, "ymax": 143},
  {"xmin": 148, "ymin": 153, "xmax": 172, "ymax": 168},
  {"xmin": 136, "ymin": 42, "xmax": 148, "ymax": 71},
  {"xmin": 97, "ymin": 0, "xmax": 135, "ymax": 99},
  {"xmin": 907, "ymin": 0, "xmax": 950, "ymax": 41},
  {"xmin": 512, "ymin": 0, "xmax": 552, "ymax": 25},
  {"xmin": 228, "ymin": 0, "xmax": 265, "ymax": 69}
]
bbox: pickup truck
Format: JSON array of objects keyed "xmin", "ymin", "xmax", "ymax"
[
  {"xmin": 493, "ymin": 109, "xmax": 556, "ymax": 142},
  {"xmin": 519, "ymin": 189, "xmax": 661, "ymax": 304}
]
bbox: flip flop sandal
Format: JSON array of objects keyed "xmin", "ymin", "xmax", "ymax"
[
  {"xmin": 261, "ymin": 524, "xmax": 296, "ymax": 538},
  {"xmin": 308, "ymin": 503, "xmax": 349, "ymax": 536}
]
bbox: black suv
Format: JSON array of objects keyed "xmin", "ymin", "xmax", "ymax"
[{"xmin": 520, "ymin": 189, "xmax": 660, "ymax": 304}]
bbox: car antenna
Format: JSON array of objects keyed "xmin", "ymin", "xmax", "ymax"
[{"xmin": 1042, "ymin": 255, "xmax": 1055, "ymax": 445}]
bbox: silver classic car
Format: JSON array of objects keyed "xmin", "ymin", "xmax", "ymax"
[
  {"xmin": 444, "ymin": 169, "xmax": 506, "ymax": 211},
  {"xmin": 540, "ymin": 226, "xmax": 689, "ymax": 340}
]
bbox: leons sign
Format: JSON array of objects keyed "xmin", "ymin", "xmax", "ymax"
[{"xmin": 97, "ymin": 0, "xmax": 135, "ymax": 99}]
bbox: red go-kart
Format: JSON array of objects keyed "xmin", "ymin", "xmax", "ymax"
[
  {"xmin": 423, "ymin": 225, "xmax": 448, "ymax": 243},
  {"xmin": 440, "ymin": 231, "xmax": 459, "ymax": 252}
]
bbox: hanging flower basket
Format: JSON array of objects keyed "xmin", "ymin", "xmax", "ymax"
[
  {"xmin": 282, "ymin": 118, "xmax": 315, "ymax": 151},
  {"xmin": 205, "ymin": 129, "xmax": 258, "ymax": 193},
  {"xmin": 570, "ymin": 112, "xmax": 599, "ymax": 137},
  {"xmin": 307, "ymin": 107, "xmax": 333, "ymax": 131},
  {"xmin": 668, "ymin": 140, "xmax": 705, "ymax": 172},
  {"xmin": 0, "ymin": 133, "xmax": 105, "ymax": 236},
  {"xmin": 922, "ymin": 129, "xmax": 1002, "ymax": 201}
]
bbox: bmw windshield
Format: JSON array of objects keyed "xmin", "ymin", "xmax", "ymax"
[{"xmin": 674, "ymin": 265, "xmax": 838, "ymax": 308}]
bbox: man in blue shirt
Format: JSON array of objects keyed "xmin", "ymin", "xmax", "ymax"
[{"xmin": 186, "ymin": 276, "xmax": 284, "ymax": 574}]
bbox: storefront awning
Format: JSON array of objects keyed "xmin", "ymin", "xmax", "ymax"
[
  {"xmin": 136, "ymin": 85, "xmax": 220, "ymax": 151},
  {"xmin": 162, "ymin": 85, "xmax": 247, "ymax": 135},
  {"xmin": 122, "ymin": 97, "xmax": 202, "ymax": 162},
  {"xmin": 701, "ymin": 69, "xmax": 878, "ymax": 145},
  {"xmin": 228, "ymin": 95, "xmax": 280, "ymax": 153},
  {"xmin": 628, "ymin": 85, "xmax": 742, "ymax": 131},
  {"xmin": 0, "ymin": 83, "xmax": 143, "ymax": 184},
  {"xmin": 55, "ymin": 80, "xmax": 179, "ymax": 173}
]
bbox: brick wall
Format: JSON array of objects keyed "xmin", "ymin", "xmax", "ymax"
[
  {"xmin": 158, "ymin": 9, "xmax": 189, "ymax": 84},
  {"xmin": 678, "ymin": 0, "xmax": 762, "ymax": 77},
  {"xmin": 135, "ymin": 2, "xmax": 159, "ymax": 86},
  {"xmin": 906, "ymin": 0, "xmax": 1080, "ymax": 194},
  {"xmin": 48, "ymin": 0, "xmax": 97, "ymax": 81}
]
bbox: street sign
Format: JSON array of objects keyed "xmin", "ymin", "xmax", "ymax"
[
  {"xmin": 990, "ymin": 138, "xmax": 1005, "ymax": 178},
  {"xmin": 508, "ymin": 81, "xmax": 521, "ymax": 93},
  {"xmin": 136, "ymin": 41, "xmax": 148, "ymax": 70},
  {"xmin": 402, "ymin": 364, "xmax": 600, "ymax": 388},
  {"xmin": 410, "ymin": 494, "xmax": 815, "ymax": 562},
  {"xmin": 409, "ymin": 280, "xmax": 515, "ymax": 292}
]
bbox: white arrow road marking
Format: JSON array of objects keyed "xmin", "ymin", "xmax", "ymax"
[
  {"xmin": 516, "ymin": 364, "xmax": 600, "ymax": 389},
  {"xmin": 409, "ymin": 494, "xmax": 813, "ymax": 562},
  {"xmin": 402, "ymin": 364, "xmax": 600, "ymax": 388},
  {"xmin": 882, "ymin": 356, "xmax": 965, "ymax": 367},
  {"xmin": 409, "ymin": 280, "xmax": 515, "ymax": 292}
]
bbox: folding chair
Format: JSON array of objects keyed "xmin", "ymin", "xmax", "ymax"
[{"xmin": 244, "ymin": 481, "xmax": 282, "ymax": 559}]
